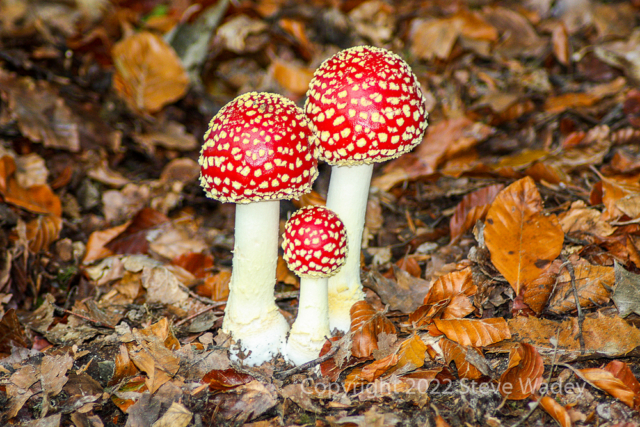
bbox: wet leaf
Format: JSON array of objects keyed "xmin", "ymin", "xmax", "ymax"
[{"xmin": 484, "ymin": 177, "xmax": 564, "ymax": 295}]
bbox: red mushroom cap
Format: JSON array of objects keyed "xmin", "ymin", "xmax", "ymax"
[
  {"xmin": 304, "ymin": 46, "xmax": 428, "ymax": 166},
  {"xmin": 199, "ymin": 92, "xmax": 318, "ymax": 203},
  {"xmin": 283, "ymin": 206, "xmax": 347, "ymax": 278}
]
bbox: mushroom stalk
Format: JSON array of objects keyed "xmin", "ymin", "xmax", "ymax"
[
  {"xmin": 325, "ymin": 163, "xmax": 374, "ymax": 332},
  {"xmin": 285, "ymin": 276, "xmax": 330, "ymax": 365},
  {"xmin": 223, "ymin": 200, "xmax": 289, "ymax": 365}
]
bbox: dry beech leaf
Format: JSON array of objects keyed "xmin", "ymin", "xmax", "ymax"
[
  {"xmin": 109, "ymin": 344, "xmax": 139, "ymax": 387},
  {"xmin": 423, "ymin": 267, "xmax": 477, "ymax": 319},
  {"xmin": 450, "ymin": 184, "xmax": 504, "ymax": 244},
  {"xmin": 574, "ymin": 365, "xmax": 639, "ymax": 409},
  {"xmin": 105, "ymin": 207, "xmax": 170, "ymax": 255},
  {"xmin": 82, "ymin": 222, "xmax": 130, "ymax": 264},
  {"xmin": 24, "ymin": 215, "xmax": 62, "ymax": 253},
  {"xmin": 433, "ymin": 318, "xmax": 511, "ymax": 347},
  {"xmin": 499, "ymin": 343, "xmax": 544, "ymax": 400},
  {"xmin": 0, "ymin": 72, "xmax": 80, "ymax": 152},
  {"xmin": 558, "ymin": 200, "xmax": 615, "ymax": 239},
  {"xmin": 0, "ymin": 309, "xmax": 31, "ymax": 355},
  {"xmin": 484, "ymin": 177, "xmax": 564, "ymax": 295},
  {"xmin": 271, "ymin": 59, "xmax": 315, "ymax": 96},
  {"xmin": 292, "ymin": 189, "xmax": 326, "ymax": 208},
  {"xmin": 202, "ymin": 368, "xmax": 255, "ymax": 391},
  {"xmin": 547, "ymin": 259, "xmax": 613, "ymax": 314},
  {"xmin": 522, "ymin": 259, "xmax": 562, "ymax": 314},
  {"xmin": 197, "ymin": 270, "xmax": 231, "ymax": 302},
  {"xmin": 171, "ymin": 252, "xmax": 214, "ymax": 279},
  {"xmin": 112, "ymin": 31, "xmax": 189, "ymax": 114},
  {"xmin": 601, "ymin": 177, "xmax": 640, "ymax": 221},
  {"xmin": 612, "ymin": 263, "xmax": 640, "ymax": 317},
  {"xmin": 0, "ymin": 156, "xmax": 61, "ymax": 216},
  {"xmin": 367, "ymin": 268, "xmax": 432, "ymax": 314},
  {"xmin": 538, "ymin": 395, "xmax": 572, "ymax": 427},
  {"xmin": 605, "ymin": 360, "xmax": 640, "ymax": 396},
  {"xmin": 350, "ymin": 301, "xmax": 397, "ymax": 358},
  {"xmin": 345, "ymin": 353, "xmax": 399, "ymax": 390},
  {"xmin": 551, "ymin": 22, "xmax": 570, "ymax": 66},
  {"xmin": 385, "ymin": 334, "xmax": 427, "ymax": 377},
  {"xmin": 506, "ymin": 316, "xmax": 640, "ymax": 362},
  {"xmin": 439, "ymin": 338, "xmax": 485, "ymax": 380},
  {"xmin": 409, "ymin": 299, "xmax": 450, "ymax": 327},
  {"xmin": 319, "ymin": 337, "xmax": 362, "ymax": 381}
]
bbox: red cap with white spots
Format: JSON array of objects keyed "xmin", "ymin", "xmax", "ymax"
[
  {"xmin": 283, "ymin": 206, "xmax": 347, "ymax": 278},
  {"xmin": 304, "ymin": 46, "xmax": 428, "ymax": 166},
  {"xmin": 199, "ymin": 92, "xmax": 318, "ymax": 203}
]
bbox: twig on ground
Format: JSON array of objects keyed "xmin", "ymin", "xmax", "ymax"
[
  {"xmin": 560, "ymin": 255, "xmax": 585, "ymax": 354},
  {"xmin": 275, "ymin": 343, "xmax": 339, "ymax": 379},
  {"xmin": 52, "ymin": 304, "xmax": 116, "ymax": 329}
]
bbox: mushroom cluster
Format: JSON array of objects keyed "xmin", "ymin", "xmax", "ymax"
[
  {"xmin": 198, "ymin": 46, "xmax": 428, "ymax": 366},
  {"xmin": 282, "ymin": 205, "xmax": 347, "ymax": 365},
  {"xmin": 305, "ymin": 45, "xmax": 429, "ymax": 332},
  {"xmin": 199, "ymin": 92, "xmax": 318, "ymax": 365}
]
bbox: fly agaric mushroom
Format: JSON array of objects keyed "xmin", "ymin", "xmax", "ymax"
[
  {"xmin": 282, "ymin": 205, "xmax": 347, "ymax": 365},
  {"xmin": 305, "ymin": 46, "xmax": 428, "ymax": 332},
  {"xmin": 199, "ymin": 92, "xmax": 318, "ymax": 365}
]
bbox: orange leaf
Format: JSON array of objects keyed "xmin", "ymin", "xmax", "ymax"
[
  {"xmin": 547, "ymin": 259, "xmax": 613, "ymax": 314},
  {"xmin": 499, "ymin": 343, "xmax": 544, "ymax": 400},
  {"xmin": 538, "ymin": 395, "xmax": 572, "ymax": 427},
  {"xmin": 522, "ymin": 259, "xmax": 562, "ymax": 314},
  {"xmin": 105, "ymin": 207, "xmax": 170, "ymax": 255},
  {"xmin": 350, "ymin": 301, "xmax": 397, "ymax": 358},
  {"xmin": 484, "ymin": 177, "xmax": 564, "ymax": 294},
  {"xmin": 423, "ymin": 267, "xmax": 477, "ymax": 319},
  {"xmin": 197, "ymin": 270, "xmax": 231, "ymax": 302},
  {"xmin": 25, "ymin": 215, "xmax": 62, "ymax": 253},
  {"xmin": 112, "ymin": 31, "xmax": 189, "ymax": 113},
  {"xmin": 574, "ymin": 367, "xmax": 638, "ymax": 409},
  {"xmin": 387, "ymin": 334, "xmax": 427, "ymax": 376},
  {"xmin": 450, "ymin": 184, "xmax": 504, "ymax": 244},
  {"xmin": 440, "ymin": 338, "xmax": 485, "ymax": 380},
  {"xmin": 82, "ymin": 222, "xmax": 130, "ymax": 264},
  {"xmin": 202, "ymin": 368, "xmax": 254, "ymax": 391},
  {"xmin": 171, "ymin": 252, "xmax": 214, "ymax": 279},
  {"xmin": 603, "ymin": 360, "xmax": 640, "ymax": 408},
  {"xmin": 434, "ymin": 318, "xmax": 511, "ymax": 347}
]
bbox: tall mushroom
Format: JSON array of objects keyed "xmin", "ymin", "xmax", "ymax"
[
  {"xmin": 282, "ymin": 206, "xmax": 347, "ymax": 365},
  {"xmin": 199, "ymin": 92, "xmax": 318, "ymax": 365},
  {"xmin": 305, "ymin": 46, "xmax": 429, "ymax": 332}
]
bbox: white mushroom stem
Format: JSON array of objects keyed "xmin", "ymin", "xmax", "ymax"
[
  {"xmin": 326, "ymin": 163, "xmax": 374, "ymax": 332},
  {"xmin": 285, "ymin": 276, "xmax": 330, "ymax": 365},
  {"xmin": 223, "ymin": 200, "xmax": 289, "ymax": 365}
]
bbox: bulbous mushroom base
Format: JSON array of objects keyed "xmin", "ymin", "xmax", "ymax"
[
  {"xmin": 284, "ymin": 330, "xmax": 329, "ymax": 366},
  {"xmin": 223, "ymin": 309, "xmax": 289, "ymax": 366},
  {"xmin": 328, "ymin": 285, "xmax": 365, "ymax": 333}
]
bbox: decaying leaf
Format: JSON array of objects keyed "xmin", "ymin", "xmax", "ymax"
[
  {"xmin": 547, "ymin": 258, "xmax": 614, "ymax": 314},
  {"xmin": 450, "ymin": 184, "xmax": 504, "ymax": 244}
]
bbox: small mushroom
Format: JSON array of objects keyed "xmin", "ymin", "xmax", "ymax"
[
  {"xmin": 199, "ymin": 92, "xmax": 318, "ymax": 365},
  {"xmin": 305, "ymin": 46, "xmax": 429, "ymax": 332},
  {"xmin": 282, "ymin": 206, "xmax": 347, "ymax": 365}
]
